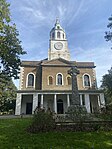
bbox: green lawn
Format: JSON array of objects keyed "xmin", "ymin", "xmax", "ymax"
[{"xmin": 0, "ymin": 118, "xmax": 112, "ymax": 149}]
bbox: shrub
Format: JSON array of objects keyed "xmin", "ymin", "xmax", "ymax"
[
  {"xmin": 66, "ymin": 105, "xmax": 91, "ymax": 122},
  {"xmin": 106, "ymin": 103, "xmax": 112, "ymax": 114},
  {"xmin": 28, "ymin": 110, "xmax": 55, "ymax": 133}
]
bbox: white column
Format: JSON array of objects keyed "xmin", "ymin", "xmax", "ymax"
[
  {"xmin": 98, "ymin": 95, "xmax": 101, "ymax": 107},
  {"xmin": 85, "ymin": 94, "xmax": 90, "ymax": 113},
  {"xmin": 100, "ymin": 93, "xmax": 105, "ymax": 107},
  {"xmin": 54, "ymin": 94, "xmax": 57, "ymax": 113},
  {"xmin": 67, "ymin": 94, "xmax": 70, "ymax": 107},
  {"xmin": 15, "ymin": 93, "xmax": 22, "ymax": 115},
  {"xmin": 41, "ymin": 94, "xmax": 44, "ymax": 108},
  {"xmin": 80, "ymin": 94, "xmax": 82, "ymax": 106},
  {"xmin": 32, "ymin": 93, "xmax": 38, "ymax": 114}
]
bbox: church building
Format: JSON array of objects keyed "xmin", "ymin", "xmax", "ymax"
[{"xmin": 15, "ymin": 19, "xmax": 105, "ymax": 115}]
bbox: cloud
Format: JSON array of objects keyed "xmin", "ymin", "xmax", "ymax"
[
  {"xmin": 57, "ymin": 5, "xmax": 67, "ymax": 18},
  {"xmin": 78, "ymin": 29, "xmax": 105, "ymax": 36},
  {"xmin": 72, "ymin": 46, "xmax": 112, "ymax": 87},
  {"xmin": 9, "ymin": 0, "xmax": 88, "ymax": 28},
  {"xmin": 67, "ymin": 0, "xmax": 85, "ymax": 26},
  {"xmin": 7, "ymin": 0, "xmax": 112, "ymax": 89},
  {"xmin": 20, "ymin": 6, "xmax": 45, "ymax": 21}
]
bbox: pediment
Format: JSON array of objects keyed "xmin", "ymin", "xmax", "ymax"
[{"xmin": 42, "ymin": 58, "xmax": 73, "ymax": 66}]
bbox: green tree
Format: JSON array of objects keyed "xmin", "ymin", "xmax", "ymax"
[
  {"xmin": 0, "ymin": 75, "xmax": 17, "ymax": 114},
  {"xmin": 101, "ymin": 67, "xmax": 112, "ymax": 104},
  {"xmin": 0, "ymin": 0, "xmax": 26, "ymax": 79},
  {"xmin": 105, "ymin": 15, "xmax": 112, "ymax": 49}
]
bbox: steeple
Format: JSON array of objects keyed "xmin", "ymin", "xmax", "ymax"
[{"xmin": 48, "ymin": 19, "xmax": 70, "ymax": 61}]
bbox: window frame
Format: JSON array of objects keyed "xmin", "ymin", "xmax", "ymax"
[
  {"xmin": 56, "ymin": 73, "xmax": 64, "ymax": 85},
  {"xmin": 48, "ymin": 75, "xmax": 53, "ymax": 85},
  {"xmin": 83, "ymin": 73, "xmax": 91, "ymax": 88},
  {"xmin": 66, "ymin": 75, "xmax": 71, "ymax": 85},
  {"xmin": 52, "ymin": 32, "xmax": 55, "ymax": 39},
  {"xmin": 63, "ymin": 33, "xmax": 64, "ymax": 39},
  {"xmin": 57, "ymin": 31, "xmax": 60, "ymax": 38},
  {"xmin": 26, "ymin": 72, "xmax": 35, "ymax": 88}
]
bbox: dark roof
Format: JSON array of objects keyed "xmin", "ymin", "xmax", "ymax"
[
  {"xmin": 21, "ymin": 61, "xmax": 41, "ymax": 67},
  {"xmin": 21, "ymin": 58, "xmax": 95, "ymax": 68},
  {"xmin": 76, "ymin": 62, "xmax": 95, "ymax": 68}
]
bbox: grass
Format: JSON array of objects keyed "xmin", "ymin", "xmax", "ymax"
[{"xmin": 0, "ymin": 118, "xmax": 112, "ymax": 149}]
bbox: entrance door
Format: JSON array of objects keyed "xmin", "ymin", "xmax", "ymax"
[
  {"xmin": 57, "ymin": 99, "xmax": 63, "ymax": 114},
  {"xmin": 26, "ymin": 103, "xmax": 32, "ymax": 114}
]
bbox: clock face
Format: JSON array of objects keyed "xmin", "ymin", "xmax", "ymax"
[{"xmin": 54, "ymin": 42, "xmax": 63, "ymax": 50}]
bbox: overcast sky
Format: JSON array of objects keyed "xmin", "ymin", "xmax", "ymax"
[{"xmin": 7, "ymin": 0, "xmax": 112, "ymax": 88}]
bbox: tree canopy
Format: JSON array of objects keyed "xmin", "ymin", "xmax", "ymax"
[
  {"xmin": 0, "ymin": 76, "xmax": 17, "ymax": 113},
  {"xmin": 0, "ymin": 0, "xmax": 26, "ymax": 79},
  {"xmin": 101, "ymin": 67, "xmax": 112, "ymax": 104},
  {"xmin": 105, "ymin": 15, "xmax": 112, "ymax": 49}
]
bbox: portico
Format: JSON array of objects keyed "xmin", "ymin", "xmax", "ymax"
[{"xmin": 15, "ymin": 90, "xmax": 105, "ymax": 115}]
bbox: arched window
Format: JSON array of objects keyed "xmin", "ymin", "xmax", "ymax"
[
  {"xmin": 52, "ymin": 32, "xmax": 55, "ymax": 39},
  {"xmin": 63, "ymin": 33, "xmax": 64, "ymax": 39},
  {"xmin": 57, "ymin": 31, "xmax": 60, "ymax": 38},
  {"xmin": 48, "ymin": 76, "xmax": 53, "ymax": 85},
  {"xmin": 84, "ymin": 75, "xmax": 90, "ymax": 87},
  {"xmin": 27, "ymin": 74, "xmax": 34, "ymax": 87},
  {"xmin": 67, "ymin": 76, "xmax": 71, "ymax": 85},
  {"xmin": 57, "ymin": 74, "xmax": 62, "ymax": 85}
]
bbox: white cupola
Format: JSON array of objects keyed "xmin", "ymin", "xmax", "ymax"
[
  {"xmin": 48, "ymin": 18, "xmax": 70, "ymax": 61},
  {"xmin": 50, "ymin": 18, "xmax": 67, "ymax": 41}
]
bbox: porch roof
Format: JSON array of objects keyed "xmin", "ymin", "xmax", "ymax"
[{"xmin": 17, "ymin": 89, "xmax": 104, "ymax": 94}]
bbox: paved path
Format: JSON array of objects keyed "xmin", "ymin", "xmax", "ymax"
[{"xmin": 0, "ymin": 115, "xmax": 33, "ymax": 119}]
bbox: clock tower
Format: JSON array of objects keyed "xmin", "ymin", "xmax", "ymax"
[{"xmin": 48, "ymin": 18, "xmax": 70, "ymax": 61}]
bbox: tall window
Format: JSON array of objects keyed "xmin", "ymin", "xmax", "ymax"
[
  {"xmin": 67, "ymin": 76, "xmax": 71, "ymax": 85},
  {"xmin": 63, "ymin": 33, "xmax": 64, "ymax": 39},
  {"xmin": 52, "ymin": 32, "xmax": 55, "ymax": 39},
  {"xmin": 57, "ymin": 74, "xmax": 62, "ymax": 85},
  {"xmin": 84, "ymin": 75, "xmax": 90, "ymax": 87},
  {"xmin": 27, "ymin": 74, "xmax": 34, "ymax": 87},
  {"xmin": 48, "ymin": 76, "xmax": 53, "ymax": 85},
  {"xmin": 57, "ymin": 31, "xmax": 60, "ymax": 38}
]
